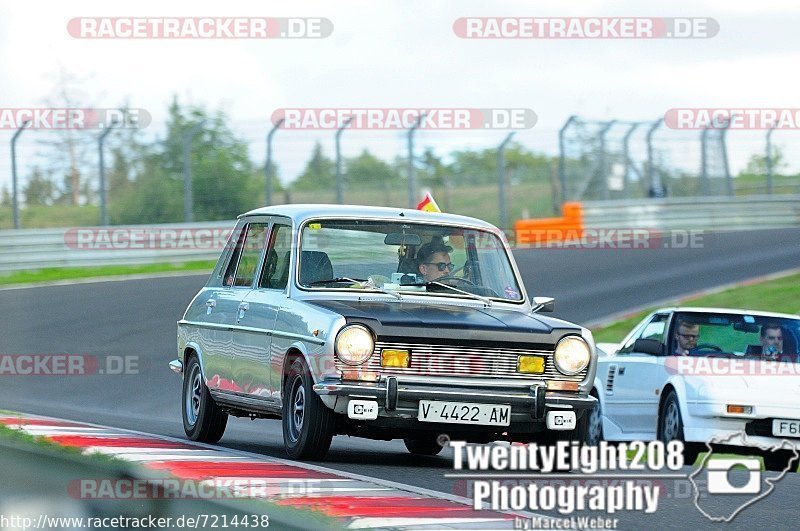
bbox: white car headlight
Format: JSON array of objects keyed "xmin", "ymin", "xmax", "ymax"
[
  {"xmin": 335, "ymin": 324, "xmax": 375, "ymax": 365},
  {"xmin": 554, "ymin": 336, "xmax": 591, "ymax": 375}
]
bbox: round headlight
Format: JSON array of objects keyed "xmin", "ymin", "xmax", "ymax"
[
  {"xmin": 554, "ymin": 336, "xmax": 591, "ymax": 375},
  {"xmin": 335, "ymin": 324, "xmax": 375, "ymax": 365}
]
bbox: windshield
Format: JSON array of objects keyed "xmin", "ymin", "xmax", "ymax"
[
  {"xmin": 671, "ymin": 312, "xmax": 800, "ymax": 362},
  {"xmin": 297, "ymin": 219, "xmax": 523, "ymax": 302}
]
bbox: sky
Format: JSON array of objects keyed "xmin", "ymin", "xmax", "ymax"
[{"xmin": 1, "ymin": 0, "xmax": 799, "ymax": 187}]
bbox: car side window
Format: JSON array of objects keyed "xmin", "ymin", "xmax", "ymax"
[
  {"xmin": 223, "ymin": 223, "xmax": 268, "ymax": 288},
  {"xmin": 618, "ymin": 314, "xmax": 668, "ymax": 354},
  {"xmin": 259, "ymin": 224, "xmax": 292, "ymax": 290}
]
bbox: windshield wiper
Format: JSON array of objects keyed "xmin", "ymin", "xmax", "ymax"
[
  {"xmin": 307, "ymin": 277, "xmax": 367, "ymax": 286},
  {"xmin": 404, "ymin": 281, "xmax": 492, "ymax": 307},
  {"xmin": 307, "ymin": 277, "xmax": 402, "ymax": 300}
]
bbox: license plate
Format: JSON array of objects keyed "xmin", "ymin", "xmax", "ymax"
[
  {"xmin": 772, "ymin": 419, "xmax": 800, "ymax": 437},
  {"xmin": 418, "ymin": 400, "xmax": 511, "ymax": 426}
]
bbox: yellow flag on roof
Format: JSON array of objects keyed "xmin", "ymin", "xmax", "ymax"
[{"xmin": 416, "ymin": 192, "xmax": 441, "ymax": 213}]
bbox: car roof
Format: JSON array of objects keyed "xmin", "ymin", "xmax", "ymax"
[
  {"xmin": 654, "ymin": 307, "xmax": 800, "ymax": 320},
  {"xmin": 240, "ymin": 204, "xmax": 499, "ymax": 230}
]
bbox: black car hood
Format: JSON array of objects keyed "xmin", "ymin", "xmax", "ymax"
[{"xmin": 309, "ymin": 299, "xmax": 581, "ymax": 347}]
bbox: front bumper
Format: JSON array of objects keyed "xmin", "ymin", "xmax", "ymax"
[{"xmin": 313, "ymin": 376, "xmax": 595, "ymax": 424}]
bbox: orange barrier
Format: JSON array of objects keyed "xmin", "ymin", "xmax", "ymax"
[{"xmin": 515, "ymin": 202, "xmax": 584, "ymax": 245}]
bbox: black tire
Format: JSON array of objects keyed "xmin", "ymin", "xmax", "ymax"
[
  {"xmin": 282, "ymin": 358, "xmax": 336, "ymax": 460},
  {"xmin": 585, "ymin": 395, "xmax": 603, "ymax": 446},
  {"xmin": 404, "ymin": 436, "xmax": 444, "ymax": 456},
  {"xmin": 658, "ymin": 391, "xmax": 700, "ymax": 465},
  {"xmin": 182, "ymin": 356, "xmax": 228, "ymax": 443},
  {"xmin": 763, "ymin": 449, "xmax": 798, "ymax": 473}
]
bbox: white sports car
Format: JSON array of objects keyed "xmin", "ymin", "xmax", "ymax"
[{"xmin": 588, "ymin": 307, "xmax": 800, "ymax": 471}]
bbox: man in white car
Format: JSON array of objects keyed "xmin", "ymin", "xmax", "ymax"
[
  {"xmin": 759, "ymin": 323, "xmax": 784, "ymax": 360},
  {"xmin": 673, "ymin": 321, "xmax": 700, "ymax": 356}
]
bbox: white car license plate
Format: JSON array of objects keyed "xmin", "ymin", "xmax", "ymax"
[
  {"xmin": 418, "ymin": 400, "xmax": 511, "ymax": 426},
  {"xmin": 772, "ymin": 419, "xmax": 800, "ymax": 437}
]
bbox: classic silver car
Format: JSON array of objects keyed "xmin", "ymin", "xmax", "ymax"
[{"xmin": 170, "ymin": 205, "xmax": 597, "ymax": 460}]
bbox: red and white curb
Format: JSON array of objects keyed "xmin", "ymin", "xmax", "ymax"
[{"xmin": 0, "ymin": 413, "xmax": 528, "ymax": 530}]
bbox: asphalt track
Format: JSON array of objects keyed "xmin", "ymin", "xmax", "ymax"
[{"xmin": 1, "ymin": 228, "xmax": 799, "ymax": 529}]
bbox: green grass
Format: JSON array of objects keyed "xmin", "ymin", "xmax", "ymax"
[
  {"xmin": 0, "ymin": 260, "xmax": 216, "ymax": 286},
  {"xmin": 592, "ymin": 272, "xmax": 800, "ymax": 343}
]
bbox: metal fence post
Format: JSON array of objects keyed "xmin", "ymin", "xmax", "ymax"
[
  {"xmin": 558, "ymin": 115, "xmax": 577, "ymax": 205},
  {"xmin": 721, "ymin": 119, "xmax": 733, "ymax": 196},
  {"xmin": 598, "ymin": 120, "xmax": 617, "ymax": 200},
  {"xmin": 98, "ymin": 120, "xmax": 119, "ymax": 226},
  {"xmin": 10, "ymin": 120, "xmax": 31, "ymax": 230},
  {"xmin": 407, "ymin": 113, "xmax": 425, "ymax": 208},
  {"xmin": 645, "ymin": 119, "xmax": 662, "ymax": 197},
  {"xmin": 265, "ymin": 118, "xmax": 284, "ymax": 206},
  {"xmin": 766, "ymin": 124, "xmax": 775, "ymax": 195},
  {"xmin": 647, "ymin": 118, "xmax": 666, "ymax": 197},
  {"xmin": 335, "ymin": 118, "xmax": 352, "ymax": 205},
  {"xmin": 622, "ymin": 122, "xmax": 640, "ymax": 198},
  {"xmin": 182, "ymin": 120, "xmax": 206, "ymax": 222},
  {"xmin": 700, "ymin": 127, "xmax": 709, "ymax": 196},
  {"xmin": 497, "ymin": 132, "xmax": 515, "ymax": 230}
]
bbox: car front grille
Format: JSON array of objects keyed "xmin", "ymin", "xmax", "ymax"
[{"xmin": 339, "ymin": 339, "xmax": 587, "ymax": 381}]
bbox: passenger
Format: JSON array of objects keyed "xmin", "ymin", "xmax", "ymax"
[
  {"xmin": 416, "ymin": 241, "xmax": 454, "ymax": 283},
  {"xmin": 673, "ymin": 321, "xmax": 700, "ymax": 356}
]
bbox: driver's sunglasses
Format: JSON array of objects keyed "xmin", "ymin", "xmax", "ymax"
[
  {"xmin": 426, "ymin": 262, "xmax": 455, "ymax": 272},
  {"xmin": 678, "ymin": 333, "xmax": 699, "ymax": 340}
]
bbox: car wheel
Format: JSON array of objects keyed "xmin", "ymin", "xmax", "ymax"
[
  {"xmin": 404, "ymin": 436, "xmax": 444, "ymax": 456},
  {"xmin": 282, "ymin": 357, "xmax": 336, "ymax": 460},
  {"xmin": 658, "ymin": 391, "xmax": 700, "ymax": 465},
  {"xmin": 585, "ymin": 397, "xmax": 603, "ymax": 446},
  {"xmin": 763, "ymin": 449, "xmax": 798, "ymax": 473},
  {"xmin": 182, "ymin": 356, "xmax": 228, "ymax": 443}
]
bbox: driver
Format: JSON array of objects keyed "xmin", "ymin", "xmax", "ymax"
[
  {"xmin": 673, "ymin": 321, "xmax": 700, "ymax": 356},
  {"xmin": 416, "ymin": 241, "xmax": 454, "ymax": 283},
  {"xmin": 759, "ymin": 324, "xmax": 784, "ymax": 360}
]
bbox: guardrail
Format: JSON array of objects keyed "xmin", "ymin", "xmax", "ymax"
[
  {"xmin": 581, "ymin": 195, "xmax": 800, "ymax": 230},
  {"xmin": 0, "ymin": 221, "xmax": 235, "ymax": 272}
]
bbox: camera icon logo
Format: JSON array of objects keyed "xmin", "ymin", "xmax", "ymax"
[{"xmin": 706, "ymin": 458, "xmax": 761, "ymax": 495}]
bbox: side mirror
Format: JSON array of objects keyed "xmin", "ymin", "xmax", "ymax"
[
  {"xmin": 531, "ymin": 296, "xmax": 555, "ymax": 313},
  {"xmin": 633, "ymin": 338, "xmax": 664, "ymax": 356}
]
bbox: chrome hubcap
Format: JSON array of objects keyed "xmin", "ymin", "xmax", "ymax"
[
  {"xmin": 662, "ymin": 401, "xmax": 680, "ymax": 440},
  {"xmin": 288, "ymin": 377, "xmax": 305, "ymax": 442},
  {"xmin": 185, "ymin": 364, "xmax": 202, "ymax": 426}
]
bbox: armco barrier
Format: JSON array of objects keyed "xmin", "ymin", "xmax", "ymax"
[
  {"xmin": 581, "ymin": 195, "xmax": 800, "ymax": 230},
  {"xmin": 0, "ymin": 221, "xmax": 234, "ymax": 273}
]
